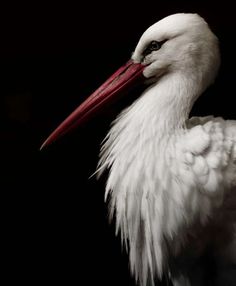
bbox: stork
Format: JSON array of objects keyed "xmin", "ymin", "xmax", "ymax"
[{"xmin": 41, "ymin": 14, "xmax": 236, "ymax": 286}]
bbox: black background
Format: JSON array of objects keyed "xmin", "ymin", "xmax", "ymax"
[{"xmin": 1, "ymin": 1, "xmax": 235, "ymax": 285}]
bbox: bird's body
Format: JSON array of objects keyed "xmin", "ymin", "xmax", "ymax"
[
  {"xmin": 42, "ymin": 13, "xmax": 236, "ymax": 286},
  {"xmin": 99, "ymin": 110, "xmax": 236, "ymax": 285},
  {"xmin": 97, "ymin": 14, "xmax": 236, "ymax": 286}
]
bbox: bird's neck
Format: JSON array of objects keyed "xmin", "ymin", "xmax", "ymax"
[
  {"xmin": 101, "ymin": 72, "xmax": 202, "ymax": 163},
  {"xmin": 136, "ymin": 72, "xmax": 200, "ymax": 133}
]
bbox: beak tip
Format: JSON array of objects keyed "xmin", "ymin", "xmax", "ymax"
[
  {"xmin": 39, "ymin": 141, "xmax": 47, "ymax": 151},
  {"xmin": 40, "ymin": 136, "xmax": 53, "ymax": 151}
]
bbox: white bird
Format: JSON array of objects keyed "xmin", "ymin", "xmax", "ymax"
[{"xmin": 41, "ymin": 13, "xmax": 236, "ymax": 286}]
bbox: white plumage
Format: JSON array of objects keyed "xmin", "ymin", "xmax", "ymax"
[{"xmin": 97, "ymin": 14, "xmax": 236, "ymax": 286}]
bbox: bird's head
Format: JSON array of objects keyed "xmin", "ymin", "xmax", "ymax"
[
  {"xmin": 133, "ymin": 13, "xmax": 220, "ymax": 87},
  {"xmin": 41, "ymin": 13, "xmax": 220, "ymax": 149}
]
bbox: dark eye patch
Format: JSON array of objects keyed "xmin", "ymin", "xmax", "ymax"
[{"xmin": 143, "ymin": 40, "xmax": 167, "ymax": 57}]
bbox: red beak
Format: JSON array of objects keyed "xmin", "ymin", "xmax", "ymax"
[{"xmin": 40, "ymin": 60, "xmax": 145, "ymax": 149}]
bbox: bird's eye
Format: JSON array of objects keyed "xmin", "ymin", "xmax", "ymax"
[
  {"xmin": 143, "ymin": 40, "xmax": 166, "ymax": 57},
  {"xmin": 149, "ymin": 41, "xmax": 160, "ymax": 50}
]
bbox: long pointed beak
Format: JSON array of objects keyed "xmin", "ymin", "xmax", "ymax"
[{"xmin": 40, "ymin": 60, "xmax": 145, "ymax": 149}]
